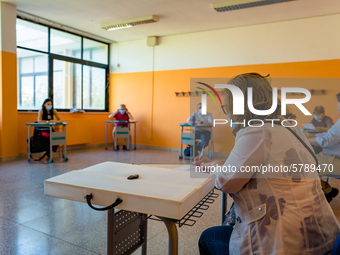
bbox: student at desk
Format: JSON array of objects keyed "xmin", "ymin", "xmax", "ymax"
[
  {"xmin": 308, "ymin": 92, "xmax": 340, "ymax": 202},
  {"xmin": 187, "ymin": 103, "xmax": 213, "ymax": 151},
  {"xmin": 37, "ymin": 98, "xmax": 62, "ymax": 155},
  {"xmin": 310, "ymin": 105, "xmax": 334, "ymax": 132},
  {"xmin": 194, "ymin": 73, "xmax": 339, "ymax": 255},
  {"xmin": 38, "ymin": 98, "xmax": 62, "ymax": 123},
  {"xmin": 108, "ymin": 104, "xmax": 133, "ymax": 150}
]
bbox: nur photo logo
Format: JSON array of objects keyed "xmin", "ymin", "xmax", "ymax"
[{"xmin": 196, "ymin": 81, "xmax": 312, "ymax": 128}]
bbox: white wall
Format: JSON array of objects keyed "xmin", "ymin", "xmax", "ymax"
[
  {"xmin": 0, "ymin": 2, "xmax": 16, "ymax": 53},
  {"xmin": 110, "ymin": 13, "xmax": 340, "ymax": 73}
]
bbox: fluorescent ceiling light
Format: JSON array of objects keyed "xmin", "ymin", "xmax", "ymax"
[
  {"xmin": 213, "ymin": 0, "xmax": 296, "ymax": 12},
  {"xmin": 100, "ymin": 15, "xmax": 159, "ymax": 31}
]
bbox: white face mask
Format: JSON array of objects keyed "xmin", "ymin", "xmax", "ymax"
[{"xmin": 46, "ymin": 105, "xmax": 52, "ymax": 110}]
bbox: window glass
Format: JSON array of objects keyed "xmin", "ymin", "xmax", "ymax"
[
  {"xmin": 53, "ymin": 59, "xmax": 82, "ymax": 109},
  {"xmin": 17, "ymin": 49, "xmax": 48, "ymax": 110},
  {"xmin": 51, "ymin": 29, "xmax": 81, "ymax": 59},
  {"xmin": 83, "ymin": 66, "xmax": 106, "ymax": 110},
  {"xmin": 20, "ymin": 76, "xmax": 34, "ymax": 107},
  {"xmin": 16, "ymin": 19, "xmax": 48, "ymax": 52},
  {"xmin": 83, "ymin": 38, "xmax": 108, "ymax": 64}
]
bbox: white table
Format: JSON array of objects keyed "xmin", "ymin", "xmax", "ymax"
[
  {"xmin": 45, "ymin": 162, "xmax": 215, "ymax": 255},
  {"xmin": 26, "ymin": 122, "xmax": 68, "ymax": 163}
]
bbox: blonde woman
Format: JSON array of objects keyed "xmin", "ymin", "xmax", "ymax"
[{"xmin": 196, "ymin": 73, "xmax": 339, "ymax": 255}]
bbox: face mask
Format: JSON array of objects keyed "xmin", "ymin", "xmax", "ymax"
[
  {"xmin": 228, "ymin": 114, "xmax": 235, "ymax": 128},
  {"xmin": 120, "ymin": 110, "xmax": 126, "ymax": 114},
  {"xmin": 314, "ymin": 115, "xmax": 322, "ymax": 121},
  {"xmin": 46, "ymin": 105, "xmax": 52, "ymax": 110}
]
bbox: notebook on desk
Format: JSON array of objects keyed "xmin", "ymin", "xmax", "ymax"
[{"xmin": 302, "ymin": 123, "xmax": 315, "ymax": 130}]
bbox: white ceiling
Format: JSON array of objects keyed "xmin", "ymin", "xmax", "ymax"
[{"xmin": 6, "ymin": 0, "xmax": 340, "ymax": 42}]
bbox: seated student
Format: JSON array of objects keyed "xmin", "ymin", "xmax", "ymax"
[
  {"xmin": 187, "ymin": 103, "xmax": 213, "ymax": 151},
  {"xmin": 38, "ymin": 98, "xmax": 62, "ymax": 123},
  {"xmin": 311, "ymin": 105, "xmax": 334, "ymax": 132},
  {"xmin": 195, "ymin": 73, "xmax": 339, "ymax": 255},
  {"xmin": 308, "ymin": 92, "xmax": 340, "ymax": 202},
  {"xmin": 108, "ymin": 104, "xmax": 133, "ymax": 150}
]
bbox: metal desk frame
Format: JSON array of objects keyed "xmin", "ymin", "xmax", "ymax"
[
  {"xmin": 26, "ymin": 122, "xmax": 68, "ymax": 163},
  {"xmin": 105, "ymin": 121, "xmax": 137, "ymax": 150},
  {"xmin": 179, "ymin": 124, "xmax": 213, "ymax": 160},
  {"xmin": 104, "ymin": 192, "xmax": 217, "ymax": 255}
]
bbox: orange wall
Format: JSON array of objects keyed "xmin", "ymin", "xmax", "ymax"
[
  {"xmin": 110, "ymin": 59, "xmax": 340, "ymax": 154},
  {"xmin": 0, "ymin": 51, "xmax": 18, "ymax": 158},
  {"xmin": 13, "ymin": 59, "xmax": 340, "ymax": 155}
]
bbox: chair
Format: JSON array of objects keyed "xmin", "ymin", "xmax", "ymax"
[{"xmin": 113, "ymin": 126, "xmax": 130, "ymax": 150}]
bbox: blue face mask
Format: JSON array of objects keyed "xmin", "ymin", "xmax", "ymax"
[
  {"xmin": 228, "ymin": 114, "xmax": 235, "ymax": 128},
  {"xmin": 120, "ymin": 110, "xmax": 126, "ymax": 115},
  {"xmin": 46, "ymin": 105, "xmax": 52, "ymax": 110},
  {"xmin": 314, "ymin": 115, "xmax": 322, "ymax": 121}
]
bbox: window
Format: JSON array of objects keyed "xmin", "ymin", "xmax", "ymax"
[
  {"xmin": 53, "ymin": 59, "xmax": 82, "ymax": 109},
  {"xmin": 17, "ymin": 19, "xmax": 48, "ymax": 52},
  {"xmin": 16, "ymin": 18, "xmax": 109, "ymax": 111},
  {"xmin": 83, "ymin": 38, "xmax": 108, "ymax": 65},
  {"xmin": 17, "ymin": 49, "xmax": 48, "ymax": 110},
  {"xmin": 50, "ymin": 29, "xmax": 82, "ymax": 59},
  {"xmin": 83, "ymin": 66, "xmax": 106, "ymax": 110}
]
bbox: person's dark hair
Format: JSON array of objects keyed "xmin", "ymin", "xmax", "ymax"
[
  {"xmin": 41, "ymin": 98, "xmax": 54, "ymax": 120},
  {"xmin": 337, "ymin": 92, "xmax": 340, "ymax": 102},
  {"xmin": 224, "ymin": 73, "xmax": 295, "ymax": 136},
  {"xmin": 42, "ymin": 98, "xmax": 53, "ymax": 109}
]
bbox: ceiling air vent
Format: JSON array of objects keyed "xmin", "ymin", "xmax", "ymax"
[
  {"xmin": 213, "ymin": 0, "xmax": 296, "ymax": 12},
  {"xmin": 100, "ymin": 15, "xmax": 159, "ymax": 31}
]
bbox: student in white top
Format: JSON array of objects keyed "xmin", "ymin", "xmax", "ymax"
[
  {"xmin": 187, "ymin": 103, "xmax": 213, "ymax": 150},
  {"xmin": 195, "ymin": 73, "xmax": 339, "ymax": 255},
  {"xmin": 308, "ymin": 92, "xmax": 340, "ymax": 201}
]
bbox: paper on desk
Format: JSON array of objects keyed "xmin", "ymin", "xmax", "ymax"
[
  {"xmin": 174, "ymin": 165, "xmax": 191, "ymax": 171},
  {"xmin": 302, "ymin": 123, "xmax": 315, "ymax": 130}
]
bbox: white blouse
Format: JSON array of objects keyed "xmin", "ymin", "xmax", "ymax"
[{"xmin": 214, "ymin": 123, "xmax": 340, "ymax": 255}]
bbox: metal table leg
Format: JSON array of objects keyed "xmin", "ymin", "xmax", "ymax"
[
  {"xmin": 141, "ymin": 214, "xmax": 147, "ymax": 255},
  {"xmin": 63, "ymin": 125, "xmax": 67, "ymax": 161},
  {"xmin": 158, "ymin": 217, "xmax": 178, "ymax": 255},
  {"xmin": 221, "ymin": 192, "xmax": 228, "ymax": 225},
  {"xmin": 114, "ymin": 126, "xmax": 117, "ymax": 151},
  {"xmin": 49, "ymin": 126, "xmax": 53, "ymax": 163},
  {"xmin": 28, "ymin": 125, "xmax": 31, "ymax": 162},
  {"xmin": 179, "ymin": 126, "xmax": 183, "ymax": 159},
  {"xmin": 105, "ymin": 122, "xmax": 108, "ymax": 150},
  {"xmin": 107, "ymin": 208, "xmax": 114, "ymax": 254},
  {"xmin": 134, "ymin": 122, "xmax": 137, "ymax": 150},
  {"xmin": 127, "ymin": 124, "xmax": 130, "ymax": 150}
]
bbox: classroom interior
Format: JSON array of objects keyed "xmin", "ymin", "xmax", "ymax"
[{"xmin": 1, "ymin": 0, "xmax": 340, "ymax": 254}]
